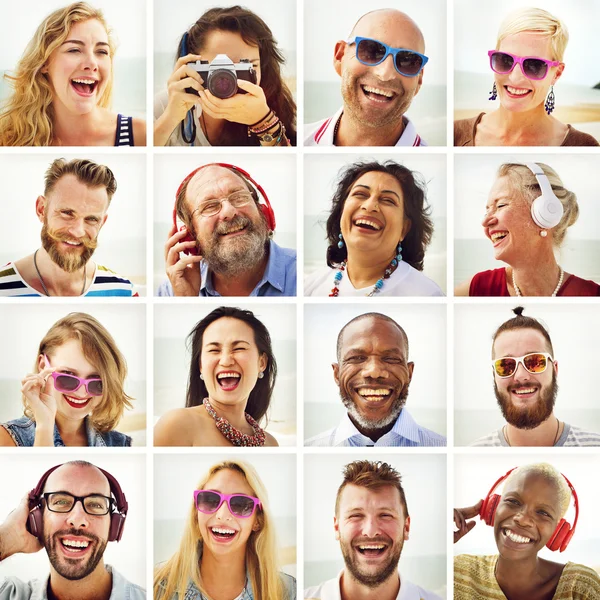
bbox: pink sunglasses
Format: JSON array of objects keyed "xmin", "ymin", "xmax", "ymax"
[
  {"xmin": 488, "ymin": 50, "xmax": 560, "ymax": 80},
  {"xmin": 44, "ymin": 354, "xmax": 103, "ymax": 397}
]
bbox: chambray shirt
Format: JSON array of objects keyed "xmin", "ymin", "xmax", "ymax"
[
  {"xmin": 305, "ymin": 409, "xmax": 447, "ymax": 447},
  {"xmin": 1, "ymin": 416, "xmax": 131, "ymax": 447},
  {"xmin": 157, "ymin": 240, "xmax": 297, "ymax": 297},
  {"xmin": 0, "ymin": 565, "xmax": 145, "ymax": 600}
]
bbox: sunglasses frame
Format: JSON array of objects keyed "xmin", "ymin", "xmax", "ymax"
[
  {"xmin": 346, "ymin": 36, "xmax": 429, "ymax": 77},
  {"xmin": 193, "ymin": 490, "xmax": 262, "ymax": 518},
  {"xmin": 44, "ymin": 354, "xmax": 103, "ymax": 397},
  {"xmin": 491, "ymin": 352, "xmax": 555, "ymax": 378},
  {"xmin": 487, "ymin": 50, "xmax": 561, "ymax": 81}
]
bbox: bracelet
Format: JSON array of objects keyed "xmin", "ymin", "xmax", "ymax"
[
  {"xmin": 248, "ymin": 109, "xmax": 273, "ymax": 129},
  {"xmin": 257, "ymin": 121, "xmax": 283, "ymax": 145},
  {"xmin": 275, "ymin": 124, "xmax": 291, "ymax": 146},
  {"xmin": 249, "ymin": 115, "xmax": 280, "ymax": 135}
]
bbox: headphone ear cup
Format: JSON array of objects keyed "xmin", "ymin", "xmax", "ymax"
[
  {"xmin": 482, "ymin": 494, "xmax": 501, "ymax": 526},
  {"xmin": 546, "ymin": 518, "xmax": 571, "ymax": 552},
  {"xmin": 531, "ymin": 193, "xmax": 564, "ymax": 229},
  {"xmin": 27, "ymin": 506, "xmax": 44, "ymax": 540},
  {"xmin": 178, "ymin": 227, "xmax": 199, "ymax": 256},
  {"xmin": 259, "ymin": 203, "xmax": 276, "ymax": 231},
  {"xmin": 108, "ymin": 513, "xmax": 126, "ymax": 542}
]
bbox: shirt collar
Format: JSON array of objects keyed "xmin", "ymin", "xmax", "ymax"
[
  {"xmin": 333, "ymin": 408, "xmax": 420, "ymax": 445},
  {"xmin": 328, "ymin": 570, "xmax": 412, "ymax": 600}
]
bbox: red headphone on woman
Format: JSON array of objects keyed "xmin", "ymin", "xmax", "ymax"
[
  {"xmin": 26, "ymin": 463, "xmax": 129, "ymax": 543},
  {"xmin": 479, "ymin": 467, "xmax": 579, "ymax": 552},
  {"xmin": 172, "ymin": 163, "xmax": 276, "ymax": 256}
]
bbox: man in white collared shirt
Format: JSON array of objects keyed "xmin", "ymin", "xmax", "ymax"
[
  {"xmin": 305, "ymin": 313, "xmax": 446, "ymax": 447},
  {"xmin": 304, "ymin": 461, "xmax": 442, "ymax": 600},
  {"xmin": 304, "ymin": 9, "xmax": 428, "ymax": 147}
]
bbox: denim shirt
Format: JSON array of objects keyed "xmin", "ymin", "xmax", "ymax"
[
  {"xmin": 1, "ymin": 416, "xmax": 131, "ymax": 447},
  {"xmin": 0, "ymin": 565, "xmax": 145, "ymax": 599}
]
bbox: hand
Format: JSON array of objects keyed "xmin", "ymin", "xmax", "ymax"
[
  {"xmin": 198, "ymin": 78, "xmax": 270, "ymax": 126},
  {"xmin": 454, "ymin": 500, "xmax": 483, "ymax": 544},
  {"xmin": 0, "ymin": 494, "xmax": 43, "ymax": 561},
  {"xmin": 163, "ymin": 54, "xmax": 205, "ymax": 123},
  {"xmin": 164, "ymin": 223, "xmax": 203, "ymax": 297},
  {"xmin": 21, "ymin": 366, "xmax": 57, "ymax": 430}
]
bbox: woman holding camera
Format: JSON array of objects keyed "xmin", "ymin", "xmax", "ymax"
[{"xmin": 154, "ymin": 6, "xmax": 296, "ymax": 146}]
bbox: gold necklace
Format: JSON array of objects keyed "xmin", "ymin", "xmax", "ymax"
[{"xmin": 504, "ymin": 419, "xmax": 561, "ymax": 446}]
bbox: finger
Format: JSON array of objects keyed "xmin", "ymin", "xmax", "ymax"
[
  {"xmin": 174, "ymin": 53, "xmax": 203, "ymax": 70},
  {"xmin": 170, "ymin": 76, "xmax": 203, "ymax": 94},
  {"xmin": 460, "ymin": 500, "xmax": 483, "ymax": 519},
  {"xmin": 235, "ymin": 78, "xmax": 262, "ymax": 96},
  {"xmin": 166, "ymin": 240, "xmax": 199, "ymax": 267}
]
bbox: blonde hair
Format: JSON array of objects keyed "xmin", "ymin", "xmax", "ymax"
[
  {"xmin": 496, "ymin": 7, "xmax": 569, "ymax": 62},
  {"xmin": 497, "ymin": 162, "xmax": 578, "ymax": 247},
  {"xmin": 504, "ymin": 462, "xmax": 572, "ymax": 519},
  {"xmin": 24, "ymin": 312, "xmax": 133, "ymax": 432},
  {"xmin": 154, "ymin": 460, "xmax": 288, "ymax": 600},
  {"xmin": 0, "ymin": 2, "xmax": 115, "ymax": 146}
]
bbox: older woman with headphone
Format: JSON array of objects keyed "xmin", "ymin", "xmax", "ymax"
[{"xmin": 453, "ymin": 463, "xmax": 600, "ymax": 599}]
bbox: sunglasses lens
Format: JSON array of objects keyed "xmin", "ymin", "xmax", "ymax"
[
  {"xmin": 494, "ymin": 358, "xmax": 517, "ymax": 377},
  {"xmin": 54, "ymin": 374, "xmax": 80, "ymax": 393},
  {"xmin": 395, "ymin": 51, "xmax": 423, "ymax": 76},
  {"xmin": 196, "ymin": 491, "xmax": 221, "ymax": 513},
  {"xmin": 88, "ymin": 379, "xmax": 103, "ymax": 396},
  {"xmin": 491, "ymin": 52, "xmax": 514, "ymax": 73},
  {"xmin": 523, "ymin": 353, "xmax": 548, "ymax": 373},
  {"xmin": 356, "ymin": 39, "xmax": 387, "ymax": 64},
  {"xmin": 523, "ymin": 58, "xmax": 548, "ymax": 79},
  {"xmin": 229, "ymin": 495, "xmax": 256, "ymax": 517}
]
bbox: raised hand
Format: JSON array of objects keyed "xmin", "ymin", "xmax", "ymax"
[
  {"xmin": 454, "ymin": 500, "xmax": 483, "ymax": 543},
  {"xmin": 164, "ymin": 223, "xmax": 203, "ymax": 296}
]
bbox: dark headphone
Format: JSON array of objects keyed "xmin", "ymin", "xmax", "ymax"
[
  {"xmin": 27, "ymin": 464, "xmax": 128, "ymax": 543},
  {"xmin": 479, "ymin": 467, "xmax": 579, "ymax": 552},
  {"xmin": 172, "ymin": 163, "xmax": 276, "ymax": 256},
  {"xmin": 525, "ymin": 162, "xmax": 564, "ymax": 229}
]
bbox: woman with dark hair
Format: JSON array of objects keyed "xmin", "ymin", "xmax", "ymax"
[
  {"xmin": 154, "ymin": 5, "xmax": 296, "ymax": 146},
  {"xmin": 154, "ymin": 307, "xmax": 279, "ymax": 447},
  {"xmin": 305, "ymin": 160, "xmax": 443, "ymax": 296}
]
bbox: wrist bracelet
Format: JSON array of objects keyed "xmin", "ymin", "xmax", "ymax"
[
  {"xmin": 250, "ymin": 116, "xmax": 280, "ymax": 135},
  {"xmin": 248, "ymin": 109, "xmax": 273, "ymax": 129}
]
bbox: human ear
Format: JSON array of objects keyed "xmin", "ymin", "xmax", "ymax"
[
  {"xmin": 333, "ymin": 41, "xmax": 347, "ymax": 77},
  {"xmin": 334, "ymin": 515, "xmax": 340, "ymax": 540},
  {"xmin": 404, "ymin": 515, "xmax": 411, "ymax": 540},
  {"xmin": 35, "ymin": 196, "xmax": 47, "ymax": 222},
  {"xmin": 332, "ymin": 363, "xmax": 340, "ymax": 386}
]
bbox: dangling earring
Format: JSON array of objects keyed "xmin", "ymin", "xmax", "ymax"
[
  {"xmin": 545, "ymin": 86, "xmax": 555, "ymax": 115},
  {"xmin": 489, "ymin": 82, "xmax": 497, "ymax": 101},
  {"xmin": 337, "ymin": 233, "xmax": 344, "ymax": 249},
  {"xmin": 391, "ymin": 242, "xmax": 403, "ymax": 266},
  {"xmin": 540, "ymin": 230, "xmax": 548, "ymax": 238}
]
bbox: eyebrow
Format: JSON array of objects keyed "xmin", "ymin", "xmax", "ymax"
[
  {"xmin": 352, "ymin": 184, "xmax": 400, "ymax": 199},
  {"xmin": 61, "ymin": 40, "xmax": 110, "ymax": 48},
  {"xmin": 344, "ymin": 505, "xmax": 398, "ymax": 513},
  {"xmin": 205, "ymin": 340, "xmax": 251, "ymax": 347}
]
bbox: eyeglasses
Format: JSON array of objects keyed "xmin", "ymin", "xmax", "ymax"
[
  {"xmin": 194, "ymin": 490, "xmax": 262, "ymax": 518},
  {"xmin": 346, "ymin": 37, "xmax": 429, "ymax": 77},
  {"xmin": 491, "ymin": 353, "xmax": 554, "ymax": 378},
  {"xmin": 488, "ymin": 50, "xmax": 560, "ymax": 81},
  {"xmin": 193, "ymin": 191, "xmax": 254, "ymax": 218},
  {"xmin": 43, "ymin": 492, "xmax": 113, "ymax": 515},
  {"xmin": 44, "ymin": 355, "xmax": 103, "ymax": 397}
]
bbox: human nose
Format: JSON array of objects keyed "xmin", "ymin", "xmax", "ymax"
[
  {"xmin": 371, "ymin": 53, "xmax": 398, "ymax": 81},
  {"xmin": 218, "ymin": 349, "xmax": 235, "ymax": 367},
  {"xmin": 360, "ymin": 194, "xmax": 381, "ymax": 212},
  {"xmin": 512, "ymin": 358, "xmax": 531, "ymax": 381},
  {"xmin": 67, "ymin": 218, "xmax": 86, "ymax": 238},
  {"xmin": 513, "ymin": 506, "xmax": 535, "ymax": 528},
  {"xmin": 81, "ymin": 49, "xmax": 99, "ymax": 72},
  {"xmin": 482, "ymin": 210, "xmax": 496, "ymax": 227},
  {"xmin": 215, "ymin": 498, "xmax": 232, "ymax": 520},
  {"xmin": 218, "ymin": 198, "xmax": 238, "ymax": 219},
  {"xmin": 67, "ymin": 499, "xmax": 90, "ymax": 529},
  {"xmin": 361, "ymin": 515, "xmax": 380, "ymax": 537},
  {"xmin": 362, "ymin": 357, "xmax": 387, "ymax": 379}
]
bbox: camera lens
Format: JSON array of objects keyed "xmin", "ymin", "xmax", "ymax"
[{"xmin": 208, "ymin": 69, "xmax": 237, "ymax": 99}]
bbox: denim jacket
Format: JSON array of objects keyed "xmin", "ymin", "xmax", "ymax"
[
  {"xmin": 0, "ymin": 564, "xmax": 145, "ymax": 599},
  {"xmin": 1, "ymin": 416, "xmax": 131, "ymax": 447}
]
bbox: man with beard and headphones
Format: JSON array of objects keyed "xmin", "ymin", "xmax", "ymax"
[
  {"xmin": 471, "ymin": 307, "xmax": 600, "ymax": 446},
  {"xmin": 0, "ymin": 158, "xmax": 137, "ymax": 297},
  {"xmin": 159, "ymin": 163, "xmax": 296, "ymax": 296},
  {"xmin": 0, "ymin": 461, "xmax": 145, "ymax": 600},
  {"xmin": 305, "ymin": 312, "xmax": 446, "ymax": 446}
]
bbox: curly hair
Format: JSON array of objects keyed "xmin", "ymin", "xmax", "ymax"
[
  {"xmin": 178, "ymin": 5, "xmax": 296, "ymax": 146},
  {"xmin": 325, "ymin": 161, "xmax": 434, "ymax": 271},
  {"xmin": 0, "ymin": 2, "xmax": 115, "ymax": 146}
]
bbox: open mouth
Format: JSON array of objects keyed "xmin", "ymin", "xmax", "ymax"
[
  {"xmin": 210, "ymin": 526, "xmax": 237, "ymax": 542},
  {"xmin": 510, "ymin": 385, "xmax": 539, "ymax": 400},
  {"xmin": 64, "ymin": 395, "xmax": 92, "ymax": 409},
  {"xmin": 219, "ymin": 223, "xmax": 247, "ymax": 238},
  {"xmin": 361, "ymin": 85, "xmax": 396, "ymax": 103},
  {"xmin": 216, "ymin": 371, "xmax": 241, "ymax": 391},
  {"xmin": 490, "ymin": 231, "xmax": 508, "ymax": 246},
  {"xmin": 504, "ymin": 85, "xmax": 532, "ymax": 99},
  {"xmin": 355, "ymin": 542, "xmax": 388, "ymax": 557},
  {"xmin": 502, "ymin": 527, "xmax": 534, "ymax": 546},
  {"xmin": 353, "ymin": 218, "xmax": 382, "ymax": 232},
  {"xmin": 356, "ymin": 388, "xmax": 392, "ymax": 403},
  {"xmin": 71, "ymin": 78, "xmax": 99, "ymax": 97},
  {"xmin": 59, "ymin": 537, "xmax": 92, "ymax": 556}
]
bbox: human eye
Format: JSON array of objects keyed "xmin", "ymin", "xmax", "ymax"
[
  {"xmin": 505, "ymin": 498, "xmax": 520, "ymax": 506},
  {"xmin": 97, "ymin": 49, "xmax": 109, "ymax": 56},
  {"xmin": 86, "ymin": 216, "xmax": 100, "ymax": 224},
  {"xmin": 200, "ymin": 201, "xmax": 220, "ymax": 215},
  {"xmin": 383, "ymin": 356, "xmax": 402, "ymax": 364},
  {"xmin": 67, "ymin": 47, "xmax": 81, "ymax": 53},
  {"xmin": 60, "ymin": 210, "xmax": 75, "ymax": 218},
  {"xmin": 380, "ymin": 197, "xmax": 398, "ymax": 206},
  {"xmin": 345, "ymin": 355, "xmax": 365, "ymax": 363}
]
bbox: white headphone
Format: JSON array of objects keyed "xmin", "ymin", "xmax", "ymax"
[{"xmin": 525, "ymin": 162, "xmax": 564, "ymax": 229}]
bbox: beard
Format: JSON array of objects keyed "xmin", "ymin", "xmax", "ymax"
[
  {"xmin": 341, "ymin": 386, "xmax": 409, "ymax": 432},
  {"xmin": 41, "ymin": 222, "xmax": 97, "ymax": 273},
  {"xmin": 494, "ymin": 371, "xmax": 558, "ymax": 430},
  {"xmin": 340, "ymin": 534, "xmax": 402, "ymax": 589},
  {"xmin": 197, "ymin": 214, "xmax": 269, "ymax": 277},
  {"xmin": 44, "ymin": 527, "xmax": 106, "ymax": 581}
]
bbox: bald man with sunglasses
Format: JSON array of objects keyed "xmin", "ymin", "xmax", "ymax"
[
  {"xmin": 304, "ymin": 9, "xmax": 428, "ymax": 147},
  {"xmin": 471, "ymin": 306, "xmax": 600, "ymax": 447}
]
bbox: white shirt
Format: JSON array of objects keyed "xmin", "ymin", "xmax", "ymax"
[
  {"xmin": 304, "ymin": 571, "xmax": 442, "ymax": 600},
  {"xmin": 304, "ymin": 107, "xmax": 426, "ymax": 146},
  {"xmin": 154, "ymin": 90, "xmax": 209, "ymax": 147},
  {"xmin": 304, "ymin": 262, "xmax": 444, "ymax": 297}
]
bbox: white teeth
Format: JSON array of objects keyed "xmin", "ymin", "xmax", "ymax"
[
  {"xmin": 354, "ymin": 219, "xmax": 381, "ymax": 230},
  {"xmin": 491, "ymin": 231, "xmax": 508, "ymax": 242},
  {"xmin": 217, "ymin": 372, "xmax": 241, "ymax": 379},
  {"xmin": 363, "ymin": 85, "xmax": 393, "ymax": 98},
  {"xmin": 358, "ymin": 544, "xmax": 385, "ymax": 550},
  {"xmin": 65, "ymin": 396, "xmax": 88, "ymax": 404},
  {"xmin": 514, "ymin": 387, "xmax": 536, "ymax": 395},
  {"xmin": 62, "ymin": 539, "xmax": 89, "ymax": 548},
  {"xmin": 358, "ymin": 388, "xmax": 390, "ymax": 396},
  {"xmin": 505, "ymin": 529, "xmax": 532, "ymax": 543},
  {"xmin": 506, "ymin": 86, "xmax": 530, "ymax": 96},
  {"xmin": 72, "ymin": 78, "xmax": 96, "ymax": 84},
  {"xmin": 222, "ymin": 225, "xmax": 245, "ymax": 235},
  {"xmin": 211, "ymin": 527, "xmax": 235, "ymax": 535},
  {"xmin": 64, "ymin": 241, "xmax": 82, "ymax": 246}
]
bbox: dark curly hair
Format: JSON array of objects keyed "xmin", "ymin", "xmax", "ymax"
[
  {"xmin": 325, "ymin": 161, "xmax": 434, "ymax": 271},
  {"xmin": 178, "ymin": 6, "xmax": 296, "ymax": 146},
  {"xmin": 185, "ymin": 306, "xmax": 277, "ymax": 424}
]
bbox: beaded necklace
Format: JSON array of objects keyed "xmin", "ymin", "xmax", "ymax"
[
  {"xmin": 203, "ymin": 398, "xmax": 266, "ymax": 447},
  {"xmin": 329, "ymin": 257, "xmax": 399, "ymax": 297},
  {"xmin": 512, "ymin": 266, "xmax": 564, "ymax": 297}
]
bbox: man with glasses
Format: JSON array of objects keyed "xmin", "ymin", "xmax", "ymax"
[
  {"xmin": 472, "ymin": 306, "xmax": 600, "ymax": 446},
  {"xmin": 159, "ymin": 164, "xmax": 296, "ymax": 296},
  {"xmin": 0, "ymin": 460, "xmax": 145, "ymax": 600},
  {"xmin": 305, "ymin": 9, "xmax": 428, "ymax": 146}
]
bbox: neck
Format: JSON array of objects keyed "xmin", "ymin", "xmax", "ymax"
[
  {"xmin": 55, "ymin": 412, "xmax": 88, "ymax": 445},
  {"xmin": 508, "ymin": 250, "xmax": 562, "ymax": 296},
  {"xmin": 206, "ymin": 397, "xmax": 251, "ymax": 432},
  {"xmin": 340, "ymin": 569, "xmax": 400, "ymax": 600},
  {"xmin": 336, "ymin": 112, "xmax": 405, "ymax": 146},
  {"xmin": 48, "ymin": 561, "xmax": 111, "ymax": 600},
  {"xmin": 32, "ymin": 248, "xmax": 90, "ymax": 296},
  {"xmin": 495, "ymin": 555, "xmax": 548, "ymax": 595},
  {"xmin": 489, "ymin": 105, "xmax": 555, "ymax": 144},
  {"xmin": 200, "ymin": 549, "xmax": 247, "ymax": 600},
  {"xmin": 201, "ymin": 113, "xmax": 226, "ymax": 144},
  {"xmin": 346, "ymin": 249, "xmax": 395, "ymax": 289},
  {"xmin": 505, "ymin": 415, "xmax": 561, "ymax": 447},
  {"xmin": 50, "ymin": 104, "xmax": 105, "ymax": 146},
  {"xmin": 211, "ymin": 251, "xmax": 269, "ymax": 296},
  {"xmin": 348, "ymin": 412, "xmax": 397, "ymax": 442}
]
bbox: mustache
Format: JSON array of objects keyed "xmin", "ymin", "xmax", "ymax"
[
  {"xmin": 51, "ymin": 528, "xmax": 99, "ymax": 543},
  {"xmin": 45, "ymin": 228, "xmax": 98, "ymax": 250},
  {"xmin": 214, "ymin": 215, "xmax": 252, "ymax": 237},
  {"xmin": 360, "ymin": 77, "xmax": 405, "ymax": 95}
]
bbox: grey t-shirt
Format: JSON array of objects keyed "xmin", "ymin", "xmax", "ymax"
[{"xmin": 471, "ymin": 423, "xmax": 600, "ymax": 446}]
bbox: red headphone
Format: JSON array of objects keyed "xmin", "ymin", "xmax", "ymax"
[
  {"xmin": 27, "ymin": 464, "xmax": 129, "ymax": 543},
  {"xmin": 479, "ymin": 467, "xmax": 579, "ymax": 552},
  {"xmin": 172, "ymin": 163, "xmax": 276, "ymax": 256}
]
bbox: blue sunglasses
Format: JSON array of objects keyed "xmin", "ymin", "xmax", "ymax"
[{"xmin": 346, "ymin": 37, "xmax": 428, "ymax": 77}]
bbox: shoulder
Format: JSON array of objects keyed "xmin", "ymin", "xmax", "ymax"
[
  {"xmin": 564, "ymin": 425, "xmax": 600, "ymax": 446},
  {"xmin": 101, "ymin": 429, "xmax": 132, "ymax": 447},
  {"xmin": 279, "ymin": 572, "xmax": 296, "ymax": 597},
  {"xmin": 0, "ymin": 575, "xmax": 40, "ymax": 597},
  {"xmin": 560, "ymin": 562, "xmax": 600, "ymax": 595},
  {"xmin": 154, "ymin": 90, "xmax": 170, "ymax": 119},
  {"xmin": 304, "ymin": 575, "xmax": 339, "ymax": 599},
  {"xmin": 154, "ymin": 408, "xmax": 199, "ymax": 446},
  {"xmin": 304, "ymin": 115, "xmax": 335, "ymax": 146},
  {"xmin": 470, "ymin": 430, "xmax": 502, "ymax": 447},
  {"xmin": 107, "ymin": 565, "xmax": 146, "ymax": 599},
  {"xmin": 401, "ymin": 578, "xmax": 443, "ymax": 600},
  {"xmin": 468, "ymin": 268, "xmax": 507, "ymax": 296},
  {"xmin": 561, "ymin": 274, "xmax": 600, "ymax": 297},
  {"xmin": 455, "ymin": 554, "xmax": 496, "ymax": 591},
  {"xmin": 563, "ymin": 126, "xmax": 599, "ymax": 146},
  {"xmin": 0, "ymin": 261, "xmax": 34, "ymax": 297},
  {"xmin": 91, "ymin": 265, "xmax": 136, "ymax": 297},
  {"xmin": 304, "ymin": 428, "xmax": 336, "ymax": 447},
  {"xmin": 415, "ymin": 425, "xmax": 447, "ymax": 446},
  {"xmin": 1, "ymin": 417, "xmax": 34, "ymax": 447},
  {"xmin": 157, "ymin": 279, "xmax": 175, "ymax": 297},
  {"xmin": 392, "ymin": 263, "xmax": 444, "ymax": 296},
  {"xmin": 272, "ymin": 241, "xmax": 297, "ymax": 263},
  {"xmin": 304, "ymin": 266, "xmax": 334, "ymax": 296},
  {"xmin": 454, "ymin": 277, "xmax": 473, "ymax": 297},
  {"xmin": 132, "ymin": 117, "xmax": 147, "ymax": 146},
  {"xmin": 264, "ymin": 431, "xmax": 279, "ymax": 447},
  {"xmin": 454, "ymin": 114, "xmax": 484, "ymax": 146}
]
